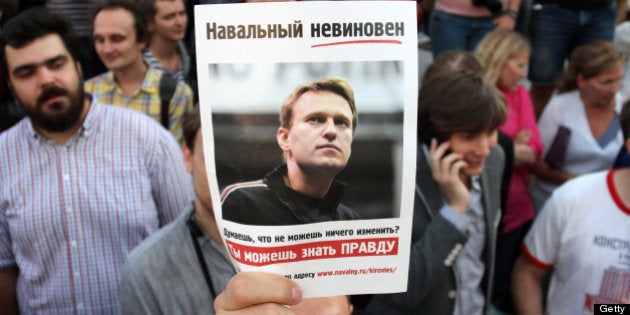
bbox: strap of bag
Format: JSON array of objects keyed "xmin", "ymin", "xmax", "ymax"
[{"xmin": 159, "ymin": 73, "xmax": 177, "ymax": 129}]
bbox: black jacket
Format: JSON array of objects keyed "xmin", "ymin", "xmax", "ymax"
[{"xmin": 221, "ymin": 164, "xmax": 360, "ymax": 225}]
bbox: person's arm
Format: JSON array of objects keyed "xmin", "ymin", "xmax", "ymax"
[
  {"xmin": 512, "ymin": 255, "xmax": 546, "ymax": 315},
  {"xmin": 149, "ymin": 128, "xmax": 194, "ymax": 226},
  {"xmin": 214, "ymin": 272, "xmax": 301, "ymax": 315},
  {"xmin": 0, "ymin": 266, "xmax": 19, "ymax": 315},
  {"xmin": 379, "ymin": 142, "xmax": 487, "ymax": 309},
  {"xmin": 515, "ymin": 87, "xmax": 545, "ymax": 168},
  {"xmin": 494, "ymin": 0, "xmax": 523, "ymax": 29},
  {"xmin": 530, "ymin": 159, "xmax": 575, "ymax": 185},
  {"xmin": 514, "ymin": 130, "xmax": 536, "ymax": 167},
  {"xmin": 119, "ymin": 261, "xmax": 160, "ymax": 315}
]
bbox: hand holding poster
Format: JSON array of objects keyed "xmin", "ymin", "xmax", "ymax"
[{"xmin": 194, "ymin": 0, "xmax": 418, "ymax": 298}]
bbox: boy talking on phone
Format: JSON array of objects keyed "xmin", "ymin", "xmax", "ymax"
[{"xmin": 366, "ymin": 71, "xmax": 507, "ymax": 314}]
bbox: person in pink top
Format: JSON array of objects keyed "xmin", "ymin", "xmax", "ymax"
[{"xmin": 475, "ymin": 28, "xmax": 544, "ymax": 314}]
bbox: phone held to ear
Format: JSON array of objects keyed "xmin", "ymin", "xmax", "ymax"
[{"xmin": 421, "ymin": 123, "xmax": 452, "ymax": 156}]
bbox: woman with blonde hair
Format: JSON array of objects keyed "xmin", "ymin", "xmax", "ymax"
[{"xmin": 475, "ymin": 28, "xmax": 543, "ymax": 314}]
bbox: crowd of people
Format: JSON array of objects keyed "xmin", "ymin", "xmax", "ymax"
[{"xmin": 0, "ymin": 0, "xmax": 629, "ymax": 315}]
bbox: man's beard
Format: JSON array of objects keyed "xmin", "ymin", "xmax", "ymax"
[{"xmin": 18, "ymin": 81, "xmax": 86, "ymax": 133}]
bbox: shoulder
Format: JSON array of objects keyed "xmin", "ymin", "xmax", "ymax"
[
  {"xmin": 338, "ymin": 204, "xmax": 362, "ymax": 220},
  {"xmin": 0, "ymin": 119, "xmax": 25, "ymax": 141},
  {"xmin": 97, "ymin": 101, "xmax": 161, "ymax": 131},
  {"xmin": 123, "ymin": 210, "xmax": 190, "ymax": 274},
  {"xmin": 542, "ymin": 171, "xmax": 608, "ymax": 218},
  {"xmin": 547, "ymin": 91, "xmax": 579, "ymax": 111},
  {"xmin": 488, "ymin": 145, "xmax": 506, "ymax": 165},
  {"xmin": 512, "ymin": 85, "xmax": 533, "ymax": 104},
  {"xmin": 174, "ymin": 78, "xmax": 193, "ymax": 98},
  {"xmin": 97, "ymin": 102, "xmax": 176, "ymax": 142},
  {"xmin": 554, "ymin": 170, "xmax": 608, "ymax": 197},
  {"xmin": 84, "ymin": 72, "xmax": 112, "ymax": 88},
  {"xmin": 220, "ymin": 179, "xmax": 268, "ymax": 202},
  {"xmin": 145, "ymin": 66, "xmax": 164, "ymax": 84},
  {"xmin": 0, "ymin": 120, "xmax": 28, "ymax": 156}
]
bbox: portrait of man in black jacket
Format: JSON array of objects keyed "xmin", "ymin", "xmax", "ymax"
[{"xmin": 221, "ymin": 77, "xmax": 361, "ymax": 225}]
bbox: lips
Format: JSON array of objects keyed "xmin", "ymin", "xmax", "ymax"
[
  {"xmin": 37, "ymin": 86, "xmax": 68, "ymax": 107},
  {"xmin": 465, "ymin": 159, "xmax": 484, "ymax": 169},
  {"xmin": 316, "ymin": 144, "xmax": 340, "ymax": 152}
]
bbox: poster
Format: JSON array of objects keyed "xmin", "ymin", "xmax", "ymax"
[{"xmin": 195, "ymin": 0, "xmax": 418, "ymax": 297}]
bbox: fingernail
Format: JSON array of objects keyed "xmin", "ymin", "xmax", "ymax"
[{"xmin": 292, "ymin": 286, "xmax": 302, "ymax": 302}]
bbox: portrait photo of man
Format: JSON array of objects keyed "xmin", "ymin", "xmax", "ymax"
[
  {"xmin": 207, "ymin": 60, "xmax": 405, "ymax": 225},
  {"xmin": 220, "ymin": 77, "xmax": 361, "ymax": 225}
]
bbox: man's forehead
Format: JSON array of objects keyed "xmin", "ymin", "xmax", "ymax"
[
  {"xmin": 5, "ymin": 34, "xmax": 70, "ymax": 69},
  {"xmin": 296, "ymin": 90, "xmax": 352, "ymax": 113},
  {"xmin": 95, "ymin": 8, "xmax": 135, "ymax": 32}
]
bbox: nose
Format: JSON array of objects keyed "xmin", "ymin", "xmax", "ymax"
[
  {"xmin": 175, "ymin": 13, "xmax": 187, "ymax": 27},
  {"xmin": 473, "ymin": 136, "xmax": 493, "ymax": 157},
  {"xmin": 37, "ymin": 67, "xmax": 55, "ymax": 87},
  {"xmin": 103, "ymin": 42, "xmax": 114, "ymax": 54},
  {"xmin": 323, "ymin": 119, "xmax": 337, "ymax": 140}
]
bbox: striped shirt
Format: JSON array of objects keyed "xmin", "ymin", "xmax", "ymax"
[
  {"xmin": 0, "ymin": 98, "xmax": 193, "ymax": 314},
  {"xmin": 143, "ymin": 41, "xmax": 191, "ymax": 84},
  {"xmin": 84, "ymin": 66, "xmax": 194, "ymax": 142}
]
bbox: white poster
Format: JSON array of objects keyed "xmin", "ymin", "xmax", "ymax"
[{"xmin": 195, "ymin": 0, "xmax": 418, "ymax": 297}]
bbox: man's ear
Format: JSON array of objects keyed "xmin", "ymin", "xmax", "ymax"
[
  {"xmin": 277, "ymin": 127, "xmax": 291, "ymax": 150},
  {"xmin": 183, "ymin": 144, "xmax": 193, "ymax": 173}
]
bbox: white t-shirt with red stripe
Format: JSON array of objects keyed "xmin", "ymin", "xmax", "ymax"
[{"xmin": 522, "ymin": 170, "xmax": 630, "ymax": 315}]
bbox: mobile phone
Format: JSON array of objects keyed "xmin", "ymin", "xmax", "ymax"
[{"xmin": 421, "ymin": 123, "xmax": 452, "ymax": 156}]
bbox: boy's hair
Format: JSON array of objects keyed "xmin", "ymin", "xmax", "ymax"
[
  {"xmin": 0, "ymin": 6, "xmax": 79, "ymax": 78},
  {"xmin": 418, "ymin": 71, "xmax": 506, "ymax": 141}
]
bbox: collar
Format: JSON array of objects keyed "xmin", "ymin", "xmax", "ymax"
[
  {"xmin": 106, "ymin": 62, "xmax": 158, "ymax": 97},
  {"xmin": 263, "ymin": 164, "xmax": 347, "ymax": 220}
]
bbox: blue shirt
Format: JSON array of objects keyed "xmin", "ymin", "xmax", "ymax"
[{"xmin": 0, "ymin": 98, "xmax": 193, "ymax": 314}]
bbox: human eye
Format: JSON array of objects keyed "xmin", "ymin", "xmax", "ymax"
[
  {"xmin": 48, "ymin": 56, "xmax": 68, "ymax": 70},
  {"xmin": 13, "ymin": 66, "xmax": 35, "ymax": 79},
  {"xmin": 93, "ymin": 36, "xmax": 104, "ymax": 44},
  {"xmin": 461, "ymin": 133, "xmax": 476, "ymax": 141},
  {"xmin": 111, "ymin": 35, "xmax": 125, "ymax": 43},
  {"xmin": 335, "ymin": 118, "xmax": 350, "ymax": 128},
  {"xmin": 308, "ymin": 116, "xmax": 325, "ymax": 123}
]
